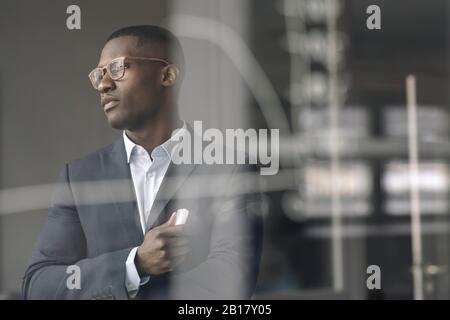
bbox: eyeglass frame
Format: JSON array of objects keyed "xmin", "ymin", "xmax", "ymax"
[{"xmin": 88, "ymin": 56, "xmax": 175, "ymax": 89}]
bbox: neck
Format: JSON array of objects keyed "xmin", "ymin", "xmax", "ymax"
[{"xmin": 125, "ymin": 108, "xmax": 181, "ymax": 154}]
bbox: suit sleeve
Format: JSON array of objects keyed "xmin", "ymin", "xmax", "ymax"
[
  {"xmin": 169, "ymin": 165, "xmax": 264, "ymax": 299},
  {"xmin": 22, "ymin": 164, "xmax": 133, "ymax": 300}
]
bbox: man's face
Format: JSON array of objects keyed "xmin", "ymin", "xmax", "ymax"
[{"xmin": 95, "ymin": 36, "xmax": 166, "ymax": 130}]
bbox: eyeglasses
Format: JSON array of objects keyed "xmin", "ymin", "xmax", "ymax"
[{"xmin": 88, "ymin": 56, "xmax": 171, "ymax": 90}]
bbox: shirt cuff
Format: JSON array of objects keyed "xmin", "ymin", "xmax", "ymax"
[{"xmin": 125, "ymin": 247, "xmax": 150, "ymax": 298}]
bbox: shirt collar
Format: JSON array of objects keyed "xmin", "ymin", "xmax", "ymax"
[{"xmin": 123, "ymin": 121, "xmax": 187, "ymax": 164}]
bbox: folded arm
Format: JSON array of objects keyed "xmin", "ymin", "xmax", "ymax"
[{"xmin": 22, "ymin": 164, "xmax": 132, "ymax": 300}]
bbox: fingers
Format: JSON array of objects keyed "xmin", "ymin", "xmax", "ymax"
[
  {"xmin": 151, "ymin": 244, "xmax": 189, "ymax": 273},
  {"xmin": 160, "ymin": 237, "xmax": 190, "ymax": 262},
  {"xmin": 138, "ymin": 214, "xmax": 191, "ymax": 275},
  {"xmin": 153, "ymin": 259, "xmax": 172, "ymax": 274},
  {"xmin": 151, "ymin": 225, "xmax": 188, "ymax": 238},
  {"xmin": 158, "ymin": 237, "xmax": 190, "ymax": 254},
  {"xmin": 171, "ymin": 251, "xmax": 189, "ymax": 268},
  {"xmin": 163, "ymin": 211, "xmax": 177, "ymax": 227},
  {"xmin": 167, "ymin": 237, "xmax": 190, "ymax": 248},
  {"xmin": 169, "ymin": 245, "xmax": 190, "ymax": 258}
]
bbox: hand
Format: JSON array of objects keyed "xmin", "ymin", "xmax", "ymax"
[{"xmin": 135, "ymin": 212, "xmax": 190, "ymax": 276}]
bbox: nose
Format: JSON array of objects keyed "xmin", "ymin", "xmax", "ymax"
[{"xmin": 96, "ymin": 73, "xmax": 116, "ymax": 93}]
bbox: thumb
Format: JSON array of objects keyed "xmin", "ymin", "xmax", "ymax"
[{"xmin": 165, "ymin": 211, "xmax": 177, "ymax": 226}]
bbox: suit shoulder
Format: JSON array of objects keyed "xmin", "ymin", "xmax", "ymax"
[
  {"xmin": 64, "ymin": 140, "xmax": 118, "ymax": 179},
  {"xmin": 69, "ymin": 143, "xmax": 114, "ymax": 166}
]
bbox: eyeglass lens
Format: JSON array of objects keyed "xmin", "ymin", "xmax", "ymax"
[{"xmin": 90, "ymin": 58, "xmax": 125, "ymax": 89}]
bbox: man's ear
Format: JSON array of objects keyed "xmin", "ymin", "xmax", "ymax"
[{"xmin": 161, "ymin": 65, "xmax": 179, "ymax": 87}]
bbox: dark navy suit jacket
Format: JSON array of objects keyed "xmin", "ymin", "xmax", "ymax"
[{"xmin": 22, "ymin": 126, "xmax": 263, "ymax": 300}]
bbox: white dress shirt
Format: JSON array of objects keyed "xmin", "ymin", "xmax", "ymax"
[{"xmin": 123, "ymin": 122, "xmax": 186, "ymax": 298}]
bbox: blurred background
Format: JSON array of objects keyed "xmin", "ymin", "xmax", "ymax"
[{"xmin": 1, "ymin": 0, "xmax": 450, "ymax": 299}]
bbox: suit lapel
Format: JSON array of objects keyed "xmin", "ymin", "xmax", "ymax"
[
  {"xmin": 145, "ymin": 123, "xmax": 198, "ymax": 232},
  {"xmin": 103, "ymin": 137, "xmax": 143, "ymax": 245},
  {"xmin": 145, "ymin": 160, "xmax": 197, "ymax": 232}
]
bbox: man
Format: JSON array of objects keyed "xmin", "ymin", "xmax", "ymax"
[{"xmin": 22, "ymin": 25, "xmax": 262, "ymax": 300}]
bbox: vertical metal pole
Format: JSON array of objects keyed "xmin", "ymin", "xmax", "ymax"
[
  {"xmin": 406, "ymin": 75, "xmax": 424, "ymax": 300},
  {"xmin": 327, "ymin": 0, "xmax": 344, "ymax": 292},
  {"xmin": 0, "ymin": 73, "xmax": 3, "ymax": 291}
]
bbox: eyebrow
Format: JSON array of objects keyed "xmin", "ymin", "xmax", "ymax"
[
  {"xmin": 96, "ymin": 56, "xmax": 121, "ymax": 68},
  {"xmin": 96, "ymin": 61, "xmax": 110, "ymax": 68}
]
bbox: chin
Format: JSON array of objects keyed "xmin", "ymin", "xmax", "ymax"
[
  {"xmin": 109, "ymin": 122, "xmax": 126, "ymax": 130},
  {"xmin": 106, "ymin": 114, "xmax": 128, "ymax": 130},
  {"xmin": 107, "ymin": 112, "xmax": 142, "ymax": 131}
]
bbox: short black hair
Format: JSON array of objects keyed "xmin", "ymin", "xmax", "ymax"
[{"xmin": 106, "ymin": 25, "xmax": 185, "ymax": 77}]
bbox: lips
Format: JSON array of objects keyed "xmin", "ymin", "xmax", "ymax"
[
  {"xmin": 104, "ymin": 100, "xmax": 119, "ymax": 111},
  {"xmin": 101, "ymin": 96, "xmax": 119, "ymax": 111}
]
